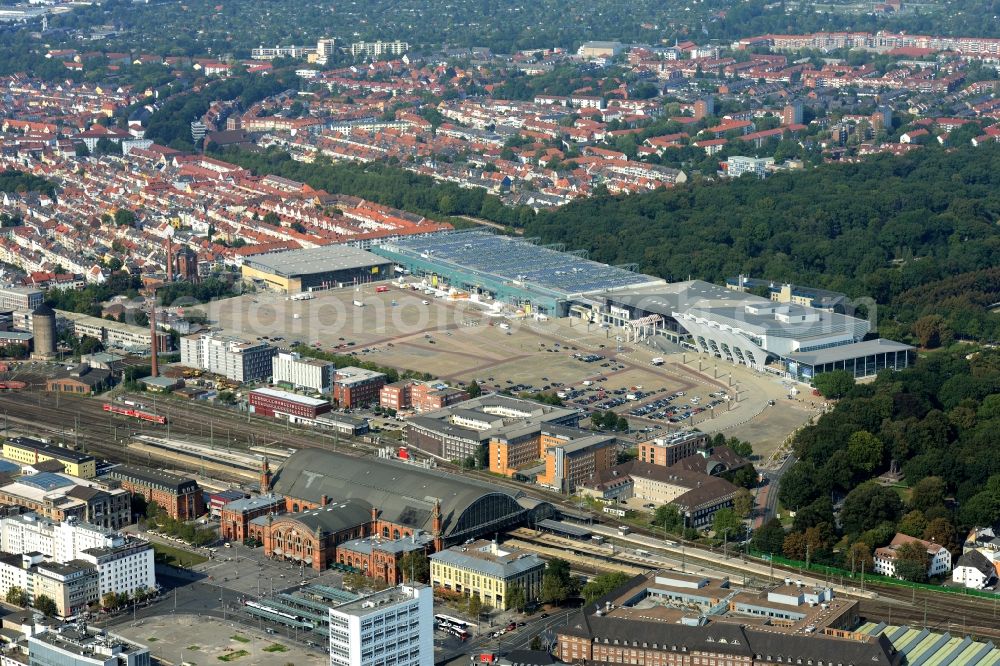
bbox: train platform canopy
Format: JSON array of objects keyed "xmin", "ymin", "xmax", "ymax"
[
  {"xmin": 855, "ymin": 622, "xmax": 1000, "ymax": 665},
  {"xmin": 270, "ymin": 448, "xmax": 552, "ymax": 546},
  {"xmin": 537, "ymin": 518, "xmax": 591, "ymax": 539}
]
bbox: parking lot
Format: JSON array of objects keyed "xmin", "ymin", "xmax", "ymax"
[
  {"xmin": 203, "ymin": 287, "xmax": 701, "ymax": 397},
  {"xmin": 203, "ymin": 284, "xmax": 813, "ymax": 454}
]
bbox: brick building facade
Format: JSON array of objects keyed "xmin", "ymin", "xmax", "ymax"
[
  {"xmin": 248, "ymin": 387, "xmax": 331, "ymax": 421},
  {"xmin": 106, "ymin": 465, "xmax": 204, "ymax": 520},
  {"xmin": 332, "ymin": 367, "xmax": 386, "ymax": 408},
  {"xmin": 220, "ymin": 493, "xmax": 284, "ymax": 542}
]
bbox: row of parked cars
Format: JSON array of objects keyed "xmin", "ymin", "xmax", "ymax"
[{"xmin": 490, "ymin": 621, "xmax": 525, "ymax": 639}]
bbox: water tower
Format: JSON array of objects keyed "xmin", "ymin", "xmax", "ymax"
[{"xmin": 30, "ymin": 303, "xmax": 56, "ymax": 359}]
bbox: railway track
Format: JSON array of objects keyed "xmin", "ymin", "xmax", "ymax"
[
  {"xmin": 858, "ymin": 583, "xmax": 1000, "ymax": 641},
  {"xmin": 5, "ymin": 389, "xmax": 1000, "ymax": 639}
]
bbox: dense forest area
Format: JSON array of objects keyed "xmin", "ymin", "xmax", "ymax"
[
  {"xmin": 215, "ymin": 148, "xmax": 538, "ymax": 227},
  {"xmin": 526, "ymin": 144, "xmax": 1000, "ymax": 344},
  {"xmin": 755, "ymin": 348, "xmax": 1000, "ymax": 581}
]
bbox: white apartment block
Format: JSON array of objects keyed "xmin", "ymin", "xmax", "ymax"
[
  {"xmin": 316, "ymin": 38, "xmax": 339, "ymax": 64},
  {"xmin": 180, "ymin": 332, "xmax": 275, "ymax": 382},
  {"xmin": 0, "ymin": 553, "xmax": 30, "ymax": 599},
  {"xmin": 251, "ymin": 44, "xmax": 309, "ymax": 60},
  {"xmin": 349, "ymin": 40, "xmax": 409, "ymax": 58},
  {"xmin": 727, "ymin": 156, "xmax": 774, "ymax": 179},
  {"xmin": 1, "ymin": 514, "xmax": 123, "ymax": 561},
  {"xmin": 272, "ymin": 351, "xmax": 335, "ymax": 393},
  {"xmin": 0, "ymin": 514, "xmax": 154, "ymax": 598},
  {"xmin": 77, "ymin": 542, "xmax": 156, "ymax": 597},
  {"xmin": 328, "ymin": 584, "xmax": 433, "ymax": 666},
  {"xmin": 0, "ymin": 286, "xmax": 43, "ymax": 312}
]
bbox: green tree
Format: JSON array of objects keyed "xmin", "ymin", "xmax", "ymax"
[
  {"xmin": 733, "ymin": 488, "xmax": 754, "ymax": 519},
  {"xmin": 897, "ymin": 510, "xmax": 927, "ymax": 537},
  {"xmin": 712, "ymin": 508, "xmax": 742, "ymax": 538},
  {"xmin": 652, "ymin": 504, "xmax": 684, "ymax": 533},
  {"xmin": 813, "ymin": 370, "xmax": 855, "ymax": 399},
  {"xmin": 540, "ymin": 558, "xmax": 573, "ymax": 604},
  {"xmin": 909, "ymin": 476, "xmax": 946, "ymax": 513},
  {"xmin": 504, "ymin": 583, "xmax": 527, "ymax": 612},
  {"xmin": 5, "ymin": 586, "xmax": 26, "ymax": 607},
  {"xmin": 960, "ymin": 489, "xmax": 1000, "ymax": 526},
  {"xmin": 398, "ymin": 551, "xmax": 429, "ymax": 583},
  {"xmin": 893, "ymin": 541, "xmax": 930, "ymax": 582},
  {"xmin": 840, "ymin": 482, "xmax": 904, "ymax": 535},
  {"xmin": 467, "ymin": 594, "xmax": 483, "ymax": 618},
  {"xmin": 751, "ymin": 518, "xmax": 786, "ymax": 554},
  {"xmin": 581, "ymin": 572, "xmax": 632, "ymax": 605},
  {"xmin": 113, "ymin": 208, "xmax": 137, "ymax": 227},
  {"xmin": 467, "ymin": 380, "xmax": 482, "ymax": 398},
  {"xmin": 145, "ymin": 500, "xmax": 162, "ymax": 522},
  {"xmin": 344, "ymin": 572, "xmax": 390, "ymax": 593},
  {"xmin": 846, "ymin": 430, "xmax": 884, "ymax": 474},
  {"xmin": 33, "ymin": 594, "xmax": 58, "ymax": 617},
  {"xmin": 730, "ymin": 439, "xmax": 753, "ymax": 458},
  {"xmin": 262, "ymin": 211, "xmax": 281, "ymax": 226},
  {"xmin": 777, "ymin": 461, "xmax": 821, "ymax": 510},
  {"xmin": 922, "ymin": 517, "xmax": 958, "ymax": 554},
  {"xmin": 912, "ymin": 314, "xmax": 952, "ymax": 349}
]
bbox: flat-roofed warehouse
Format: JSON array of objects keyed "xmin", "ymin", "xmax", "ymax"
[
  {"xmin": 371, "ymin": 230, "xmax": 665, "ymax": 316},
  {"xmin": 241, "ymin": 245, "xmax": 393, "ymax": 293},
  {"xmin": 266, "ymin": 448, "xmax": 554, "ymax": 547}
]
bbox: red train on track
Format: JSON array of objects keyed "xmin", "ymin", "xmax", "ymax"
[{"xmin": 102, "ymin": 402, "xmax": 167, "ymax": 425}]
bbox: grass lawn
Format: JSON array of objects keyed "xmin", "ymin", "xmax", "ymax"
[
  {"xmin": 776, "ymin": 500, "xmax": 794, "ymax": 528},
  {"xmin": 152, "ymin": 542, "xmax": 207, "ymax": 568},
  {"xmin": 231, "ymin": 635, "xmax": 250, "ymax": 643},
  {"xmin": 263, "ymin": 643, "xmax": 288, "ymax": 653},
  {"xmin": 218, "ymin": 650, "xmax": 249, "ymax": 662},
  {"xmin": 188, "ymin": 645, "xmax": 201, "ymax": 650}
]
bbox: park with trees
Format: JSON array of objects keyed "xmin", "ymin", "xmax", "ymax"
[
  {"xmin": 527, "ymin": 144, "xmax": 1000, "ymax": 346},
  {"xmin": 753, "ymin": 347, "xmax": 1000, "ymax": 583}
]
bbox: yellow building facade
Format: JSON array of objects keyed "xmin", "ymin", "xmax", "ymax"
[
  {"xmin": 3, "ymin": 439, "xmax": 96, "ymax": 479},
  {"xmin": 429, "ymin": 540, "xmax": 544, "ymax": 610}
]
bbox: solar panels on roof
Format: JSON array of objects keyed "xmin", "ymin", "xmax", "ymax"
[{"xmin": 20, "ymin": 472, "xmax": 74, "ymax": 491}]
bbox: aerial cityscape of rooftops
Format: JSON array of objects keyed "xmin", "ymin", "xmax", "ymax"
[{"xmin": 0, "ymin": 0, "xmax": 997, "ymax": 663}]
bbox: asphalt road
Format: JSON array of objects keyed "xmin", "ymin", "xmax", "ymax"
[
  {"xmin": 440, "ymin": 608, "xmax": 578, "ymax": 666},
  {"xmin": 760, "ymin": 453, "xmax": 797, "ymax": 523}
]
